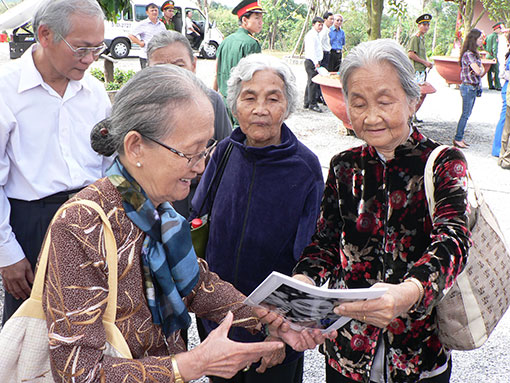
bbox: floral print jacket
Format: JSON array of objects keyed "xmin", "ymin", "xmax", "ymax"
[{"xmin": 294, "ymin": 129, "xmax": 471, "ymax": 382}]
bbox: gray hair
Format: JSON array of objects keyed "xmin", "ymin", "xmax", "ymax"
[
  {"xmin": 91, "ymin": 65, "xmax": 210, "ymax": 156},
  {"xmin": 339, "ymin": 39, "xmax": 421, "ymax": 104},
  {"xmin": 33, "ymin": 0, "xmax": 104, "ymax": 43},
  {"xmin": 147, "ymin": 30, "xmax": 194, "ymax": 65},
  {"xmin": 227, "ymin": 54, "xmax": 298, "ymax": 119}
]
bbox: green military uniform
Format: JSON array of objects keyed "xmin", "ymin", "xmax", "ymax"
[
  {"xmin": 216, "ymin": 27, "xmax": 261, "ymax": 99},
  {"xmin": 486, "ymin": 32, "xmax": 501, "ymax": 89},
  {"xmin": 160, "ymin": 17, "xmax": 175, "ymax": 31},
  {"xmin": 408, "ymin": 33, "xmax": 427, "ymax": 72}
]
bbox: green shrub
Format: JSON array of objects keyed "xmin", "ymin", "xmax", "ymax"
[
  {"xmin": 90, "ymin": 67, "xmax": 105, "ymax": 82},
  {"xmin": 90, "ymin": 68, "xmax": 135, "ymax": 91}
]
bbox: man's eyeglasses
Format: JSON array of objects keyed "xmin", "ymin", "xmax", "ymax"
[
  {"xmin": 58, "ymin": 34, "xmax": 106, "ymax": 58},
  {"xmin": 141, "ymin": 134, "xmax": 217, "ymax": 168}
]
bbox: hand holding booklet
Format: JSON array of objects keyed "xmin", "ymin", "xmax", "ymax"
[{"xmin": 244, "ymin": 272, "xmax": 387, "ymax": 333}]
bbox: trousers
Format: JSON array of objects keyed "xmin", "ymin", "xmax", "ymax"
[{"xmin": 304, "ymin": 59, "xmax": 320, "ymax": 107}]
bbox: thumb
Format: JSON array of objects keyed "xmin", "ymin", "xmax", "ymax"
[
  {"xmin": 26, "ymin": 266, "xmax": 35, "ymax": 285},
  {"xmin": 216, "ymin": 311, "xmax": 233, "ymax": 336}
]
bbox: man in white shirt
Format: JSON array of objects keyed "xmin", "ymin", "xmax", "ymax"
[
  {"xmin": 304, "ymin": 16, "xmax": 324, "ymax": 113},
  {"xmin": 0, "ymin": 0, "xmax": 111, "ymax": 322},
  {"xmin": 128, "ymin": 3, "xmax": 166, "ymax": 68},
  {"xmin": 185, "ymin": 10, "xmax": 201, "ymax": 49},
  {"xmin": 319, "ymin": 12, "xmax": 334, "ymax": 70}
]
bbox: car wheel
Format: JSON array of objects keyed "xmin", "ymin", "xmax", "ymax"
[
  {"xmin": 200, "ymin": 42, "xmax": 218, "ymax": 59},
  {"xmin": 110, "ymin": 38, "xmax": 130, "ymax": 59}
]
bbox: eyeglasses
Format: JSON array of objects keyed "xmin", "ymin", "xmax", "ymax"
[
  {"xmin": 58, "ymin": 34, "xmax": 106, "ymax": 58},
  {"xmin": 141, "ymin": 134, "xmax": 217, "ymax": 168}
]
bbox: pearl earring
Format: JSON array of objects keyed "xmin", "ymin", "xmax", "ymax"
[{"xmin": 136, "ymin": 162, "xmax": 142, "ymax": 168}]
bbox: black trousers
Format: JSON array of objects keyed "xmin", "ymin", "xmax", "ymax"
[
  {"xmin": 325, "ymin": 357, "xmax": 452, "ymax": 383},
  {"xmin": 304, "ymin": 59, "xmax": 320, "ymax": 107},
  {"xmin": 328, "ymin": 50, "xmax": 343, "ymax": 73},
  {"xmin": 139, "ymin": 57, "xmax": 148, "ymax": 69},
  {"xmin": 197, "ymin": 318, "xmax": 303, "ymax": 383},
  {"xmin": 211, "ymin": 353, "xmax": 303, "ymax": 383},
  {"xmin": 2, "ymin": 192, "xmax": 77, "ymax": 323},
  {"xmin": 320, "ymin": 51, "xmax": 331, "ymax": 70}
]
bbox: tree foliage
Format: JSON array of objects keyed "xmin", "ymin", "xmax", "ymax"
[
  {"xmin": 96, "ymin": 0, "xmax": 131, "ymax": 22},
  {"xmin": 480, "ymin": 0, "xmax": 510, "ymax": 25}
]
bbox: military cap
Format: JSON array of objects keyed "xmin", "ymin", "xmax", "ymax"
[
  {"xmin": 493, "ymin": 22, "xmax": 505, "ymax": 30},
  {"xmin": 145, "ymin": 2, "xmax": 158, "ymax": 11},
  {"xmin": 416, "ymin": 14, "xmax": 432, "ymax": 24},
  {"xmin": 161, "ymin": 0, "xmax": 174, "ymax": 11},
  {"xmin": 232, "ymin": 0, "xmax": 264, "ymax": 19}
]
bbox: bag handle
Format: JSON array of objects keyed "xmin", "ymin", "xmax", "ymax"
[
  {"xmin": 424, "ymin": 145, "xmax": 449, "ymax": 219},
  {"xmin": 30, "ymin": 199, "xmax": 119, "ymax": 324}
]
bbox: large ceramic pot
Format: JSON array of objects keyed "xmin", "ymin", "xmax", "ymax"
[
  {"xmin": 313, "ymin": 74, "xmax": 435, "ymax": 129},
  {"xmin": 432, "ymin": 56, "xmax": 496, "ymax": 85}
]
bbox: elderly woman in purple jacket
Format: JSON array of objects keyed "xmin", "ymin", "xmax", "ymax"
[{"xmin": 191, "ymin": 54, "xmax": 324, "ymax": 383}]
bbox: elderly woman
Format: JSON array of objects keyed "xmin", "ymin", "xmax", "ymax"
[
  {"xmin": 191, "ymin": 54, "xmax": 324, "ymax": 383},
  {"xmin": 293, "ymin": 39, "xmax": 471, "ymax": 383},
  {"xmin": 41, "ymin": 65, "xmax": 328, "ymax": 382}
]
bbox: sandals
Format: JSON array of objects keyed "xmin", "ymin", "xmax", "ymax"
[{"xmin": 453, "ymin": 140, "xmax": 469, "ymax": 148}]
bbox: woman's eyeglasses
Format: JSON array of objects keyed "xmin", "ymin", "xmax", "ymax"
[
  {"xmin": 141, "ymin": 134, "xmax": 217, "ymax": 168},
  {"xmin": 58, "ymin": 34, "xmax": 106, "ymax": 58}
]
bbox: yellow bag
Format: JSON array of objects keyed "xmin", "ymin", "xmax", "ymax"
[{"xmin": 0, "ymin": 200, "xmax": 132, "ymax": 382}]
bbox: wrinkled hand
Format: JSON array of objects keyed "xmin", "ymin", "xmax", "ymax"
[
  {"xmin": 0, "ymin": 258, "xmax": 34, "ymax": 300},
  {"xmin": 180, "ymin": 312, "xmax": 284, "ymax": 381},
  {"xmin": 426, "ymin": 61, "xmax": 434, "ymax": 69},
  {"xmin": 334, "ymin": 282, "xmax": 421, "ymax": 328},
  {"xmin": 254, "ymin": 306, "xmax": 337, "ymax": 352},
  {"xmin": 256, "ymin": 336, "xmax": 285, "ymax": 373}
]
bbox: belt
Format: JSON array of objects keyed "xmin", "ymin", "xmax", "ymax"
[
  {"xmin": 463, "ymin": 83, "xmax": 479, "ymax": 87},
  {"xmin": 332, "ymin": 49, "xmax": 342, "ymax": 53},
  {"xmin": 9, "ymin": 188, "xmax": 82, "ymax": 205}
]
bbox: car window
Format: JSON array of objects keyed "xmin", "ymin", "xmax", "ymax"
[
  {"xmin": 186, "ymin": 8, "xmax": 205, "ymax": 23},
  {"xmin": 135, "ymin": 5, "xmax": 162, "ymax": 21}
]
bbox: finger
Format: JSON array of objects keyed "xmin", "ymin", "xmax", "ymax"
[
  {"xmin": 256, "ymin": 356, "xmax": 269, "ymax": 373},
  {"xmin": 215, "ymin": 311, "xmax": 234, "ymax": 336},
  {"xmin": 19, "ymin": 278, "xmax": 32, "ymax": 298},
  {"xmin": 26, "ymin": 267, "xmax": 35, "ymax": 285}
]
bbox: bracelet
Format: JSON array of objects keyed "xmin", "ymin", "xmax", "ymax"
[
  {"xmin": 405, "ymin": 277, "xmax": 424, "ymax": 304},
  {"xmin": 171, "ymin": 355, "xmax": 184, "ymax": 383}
]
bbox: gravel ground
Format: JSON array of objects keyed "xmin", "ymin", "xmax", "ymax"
[{"xmin": 1, "ymin": 42, "xmax": 510, "ymax": 382}]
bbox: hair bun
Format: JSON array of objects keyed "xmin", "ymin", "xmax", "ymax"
[{"xmin": 90, "ymin": 118, "xmax": 117, "ymax": 156}]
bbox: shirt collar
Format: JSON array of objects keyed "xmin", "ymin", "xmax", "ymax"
[{"xmin": 17, "ymin": 44, "xmax": 88, "ymax": 97}]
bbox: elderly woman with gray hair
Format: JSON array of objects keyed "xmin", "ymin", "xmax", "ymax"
[
  {"xmin": 41, "ymin": 65, "xmax": 330, "ymax": 382},
  {"xmin": 191, "ymin": 54, "xmax": 324, "ymax": 383},
  {"xmin": 292, "ymin": 39, "xmax": 471, "ymax": 383}
]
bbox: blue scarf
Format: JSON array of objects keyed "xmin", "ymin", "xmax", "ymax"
[{"xmin": 107, "ymin": 157, "xmax": 200, "ymax": 336}]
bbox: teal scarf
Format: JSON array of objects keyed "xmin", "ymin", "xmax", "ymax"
[{"xmin": 107, "ymin": 157, "xmax": 199, "ymax": 336}]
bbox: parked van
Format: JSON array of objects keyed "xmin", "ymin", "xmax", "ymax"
[{"xmin": 104, "ymin": 0, "xmax": 223, "ymax": 59}]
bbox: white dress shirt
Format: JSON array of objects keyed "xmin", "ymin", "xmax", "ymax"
[
  {"xmin": 131, "ymin": 18, "xmax": 166, "ymax": 59},
  {"xmin": 0, "ymin": 46, "xmax": 112, "ymax": 267},
  {"xmin": 304, "ymin": 28, "xmax": 323, "ymax": 66},
  {"xmin": 319, "ymin": 26, "xmax": 331, "ymax": 52}
]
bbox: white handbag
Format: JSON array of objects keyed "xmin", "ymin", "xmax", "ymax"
[
  {"xmin": 424, "ymin": 145, "xmax": 510, "ymax": 350},
  {"xmin": 0, "ymin": 199, "xmax": 132, "ymax": 382}
]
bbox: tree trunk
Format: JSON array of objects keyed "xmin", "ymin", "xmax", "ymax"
[
  {"xmin": 366, "ymin": 0, "xmax": 384, "ymax": 40},
  {"xmin": 291, "ymin": 0, "xmax": 313, "ymax": 57}
]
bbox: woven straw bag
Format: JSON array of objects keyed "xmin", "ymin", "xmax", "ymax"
[
  {"xmin": 424, "ymin": 145, "xmax": 510, "ymax": 350},
  {"xmin": 0, "ymin": 200, "xmax": 132, "ymax": 382}
]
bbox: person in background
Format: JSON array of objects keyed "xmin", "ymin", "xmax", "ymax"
[
  {"xmin": 0, "ymin": 0, "xmax": 111, "ymax": 323},
  {"xmin": 486, "ymin": 22, "xmax": 504, "ymax": 90},
  {"xmin": 328, "ymin": 14, "xmax": 345, "ymax": 73},
  {"xmin": 147, "ymin": 30, "xmax": 232, "ymax": 217},
  {"xmin": 319, "ymin": 11, "xmax": 334, "ymax": 71},
  {"xmin": 43, "ymin": 64, "xmax": 331, "ymax": 382},
  {"xmin": 492, "ymin": 32, "xmax": 510, "ymax": 157},
  {"xmin": 192, "ymin": 54, "xmax": 324, "ymax": 383},
  {"xmin": 160, "ymin": 0, "xmax": 176, "ymax": 31},
  {"xmin": 128, "ymin": 2, "xmax": 166, "ymax": 69},
  {"xmin": 499, "ymin": 84, "xmax": 510, "ymax": 169},
  {"xmin": 185, "ymin": 10, "xmax": 201, "ymax": 49},
  {"xmin": 407, "ymin": 13, "xmax": 434, "ymax": 124},
  {"xmin": 294, "ymin": 39, "xmax": 470, "ymax": 383},
  {"xmin": 454, "ymin": 28, "xmax": 486, "ymax": 148},
  {"xmin": 303, "ymin": 16, "xmax": 324, "ymax": 113},
  {"xmin": 213, "ymin": 0, "xmax": 263, "ymax": 103}
]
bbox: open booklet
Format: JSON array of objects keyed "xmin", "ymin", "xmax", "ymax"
[{"xmin": 244, "ymin": 271, "xmax": 387, "ymax": 333}]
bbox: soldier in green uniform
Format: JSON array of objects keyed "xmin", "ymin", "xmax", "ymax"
[
  {"xmin": 213, "ymin": 0, "xmax": 263, "ymax": 102},
  {"xmin": 160, "ymin": 0, "xmax": 175, "ymax": 31},
  {"xmin": 408, "ymin": 13, "xmax": 433, "ymax": 124},
  {"xmin": 486, "ymin": 22, "xmax": 504, "ymax": 90}
]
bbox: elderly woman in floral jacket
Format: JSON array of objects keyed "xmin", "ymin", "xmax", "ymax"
[{"xmin": 293, "ymin": 39, "xmax": 471, "ymax": 383}]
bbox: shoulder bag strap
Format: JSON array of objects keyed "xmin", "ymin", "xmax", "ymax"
[
  {"xmin": 197, "ymin": 141, "xmax": 234, "ymax": 216},
  {"xmin": 424, "ymin": 145, "xmax": 450, "ymax": 219}
]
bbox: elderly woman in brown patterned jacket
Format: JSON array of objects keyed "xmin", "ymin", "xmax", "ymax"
[{"xmin": 41, "ymin": 65, "xmax": 330, "ymax": 382}]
